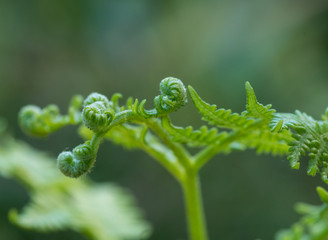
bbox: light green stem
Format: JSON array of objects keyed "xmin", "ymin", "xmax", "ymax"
[
  {"xmin": 133, "ymin": 117, "xmax": 209, "ymax": 240},
  {"xmin": 182, "ymin": 171, "xmax": 208, "ymax": 240}
]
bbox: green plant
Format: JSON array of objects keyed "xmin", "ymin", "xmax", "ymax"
[
  {"xmin": 18, "ymin": 77, "xmax": 328, "ymax": 239},
  {"xmin": 0, "ymin": 133, "xmax": 151, "ymax": 240}
]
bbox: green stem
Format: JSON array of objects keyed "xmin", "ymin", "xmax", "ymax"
[
  {"xmin": 182, "ymin": 171, "xmax": 208, "ymax": 240},
  {"xmin": 194, "ymin": 119, "xmax": 263, "ymax": 170},
  {"xmin": 146, "ymin": 118, "xmax": 192, "ymax": 169}
]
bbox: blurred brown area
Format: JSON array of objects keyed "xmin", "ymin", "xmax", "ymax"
[{"xmin": 1, "ymin": 0, "xmax": 328, "ymax": 239}]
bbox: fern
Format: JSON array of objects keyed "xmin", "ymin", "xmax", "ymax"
[
  {"xmin": 188, "ymin": 86, "xmax": 253, "ymax": 130},
  {"xmin": 161, "ymin": 116, "xmax": 227, "ymax": 147},
  {"xmin": 17, "ymin": 78, "xmax": 328, "ymax": 240},
  {"xmin": 239, "ymin": 129, "xmax": 292, "ymax": 155},
  {"xmin": 272, "ymin": 110, "xmax": 328, "ymax": 182},
  {"xmin": 243, "ymin": 82, "xmax": 276, "ymax": 121},
  {"xmin": 275, "ymin": 187, "xmax": 328, "ymax": 240},
  {"xmin": 188, "ymin": 82, "xmax": 292, "ymax": 164},
  {"xmin": 0, "ymin": 137, "xmax": 151, "ymax": 240}
]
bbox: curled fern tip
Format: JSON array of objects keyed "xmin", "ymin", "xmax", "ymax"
[
  {"xmin": 57, "ymin": 141, "xmax": 97, "ymax": 178},
  {"xmin": 82, "ymin": 93, "xmax": 115, "ymax": 133},
  {"xmin": 154, "ymin": 77, "xmax": 187, "ymax": 115}
]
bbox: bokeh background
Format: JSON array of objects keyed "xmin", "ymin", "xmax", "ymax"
[{"xmin": 1, "ymin": 0, "xmax": 328, "ymax": 239}]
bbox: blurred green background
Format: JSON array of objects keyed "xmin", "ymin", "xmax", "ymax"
[{"xmin": 1, "ymin": 0, "xmax": 328, "ymax": 239}]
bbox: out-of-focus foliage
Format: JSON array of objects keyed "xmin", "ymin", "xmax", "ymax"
[
  {"xmin": 0, "ymin": 118, "xmax": 6, "ymax": 134},
  {"xmin": 1, "ymin": 1, "xmax": 328, "ymax": 239},
  {"xmin": 0, "ymin": 135, "xmax": 151, "ymax": 240},
  {"xmin": 276, "ymin": 187, "xmax": 328, "ymax": 240},
  {"xmin": 18, "ymin": 95, "xmax": 83, "ymax": 137}
]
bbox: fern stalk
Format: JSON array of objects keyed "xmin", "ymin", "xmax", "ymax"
[
  {"xmin": 145, "ymin": 118, "xmax": 208, "ymax": 240},
  {"xmin": 182, "ymin": 171, "xmax": 208, "ymax": 240}
]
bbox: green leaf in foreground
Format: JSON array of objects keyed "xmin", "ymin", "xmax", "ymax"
[
  {"xmin": 0, "ymin": 138, "xmax": 151, "ymax": 240},
  {"xmin": 275, "ymin": 187, "xmax": 328, "ymax": 240}
]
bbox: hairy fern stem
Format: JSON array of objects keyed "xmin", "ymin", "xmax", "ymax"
[{"xmin": 182, "ymin": 170, "xmax": 208, "ymax": 240}]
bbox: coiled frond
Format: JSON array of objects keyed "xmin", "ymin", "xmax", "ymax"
[
  {"xmin": 154, "ymin": 77, "xmax": 188, "ymax": 115},
  {"xmin": 117, "ymin": 77, "xmax": 188, "ymax": 119},
  {"xmin": 83, "ymin": 92, "xmax": 110, "ymax": 108},
  {"xmin": 57, "ymin": 141, "xmax": 97, "ymax": 178},
  {"xmin": 19, "ymin": 105, "xmax": 56, "ymax": 137},
  {"xmin": 82, "ymin": 102, "xmax": 115, "ymax": 133},
  {"xmin": 18, "ymin": 95, "xmax": 83, "ymax": 137}
]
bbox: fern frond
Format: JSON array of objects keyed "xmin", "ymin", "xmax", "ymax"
[
  {"xmin": 161, "ymin": 116, "xmax": 228, "ymax": 147},
  {"xmin": 270, "ymin": 113, "xmax": 300, "ymax": 132},
  {"xmin": 240, "ymin": 129, "xmax": 292, "ymax": 156},
  {"xmin": 287, "ymin": 129, "xmax": 312, "ymax": 170},
  {"xmin": 188, "ymin": 86, "xmax": 253, "ymax": 129},
  {"xmin": 272, "ymin": 110, "xmax": 328, "ymax": 182}
]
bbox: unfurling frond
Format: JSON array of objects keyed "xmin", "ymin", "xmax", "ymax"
[
  {"xmin": 188, "ymin": 86, "xmax": 253, "ymax": 129},
  {"xmin": 18, "ymin": 94, "xmax": 83, "ymax": 137},
  {"xmin": 57, "ymin": 140, "xmax": 97, "ymax": 178},
  {"xmin": 154, "ymin": 77, "xmax": 188, "ymax": 115}
]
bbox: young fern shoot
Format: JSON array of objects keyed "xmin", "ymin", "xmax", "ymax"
[{"xmin": 19, "ymin": 78, "xmax": 328, "ymax": 240}]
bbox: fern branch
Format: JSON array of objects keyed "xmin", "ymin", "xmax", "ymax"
[
  {"xmin": 188, "ymin": 86, "xmax": 253, "ymax": 129},
  {"xmin": 240, "ymin": 129, "xmax": 292, "ymax": 156},
  {"xmin": 161, "ymin": 116, "xmax": 228, "ymax": 147},
  {"xmin": 272, "ymin": 110, "xmax": 328, "ymax": 182}
]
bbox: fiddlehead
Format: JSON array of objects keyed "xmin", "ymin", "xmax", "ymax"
[
  {"xmin": 57, "ymin": 140, "xmax": 98, "ymax": 178},
  {"xmin": 82, "ymin": 102, "xmax": 115, "ymax": 134},
  {"xmin": 83, "ymin": 92, "xmax": 110, "ymax": 107},
  {"xmin": 154, "ymin": 77, "xmax": 188, "ymax": 116},
  {"xmin": 81, "ymin": 93, "xmax": 115, "ymax": 134},
  {"xmin": 19, "ymin": 105, "xmax": 56, "ymax": 137},
  {"xmin": 18, "ymin": 95, "xmax": 83, "ymax": 137},
  {"xmin": 120, "ymin": 77, "xmax": 188, "ymax": 118},
  {"xmin": 19, "ymin": 77, "xmax": 189, "ymax": 179},
  {"xmin": 57, "ymin": 93, "xmax": 114, "ymax": 178}
]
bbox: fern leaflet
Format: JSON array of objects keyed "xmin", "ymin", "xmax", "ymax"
[
  {"xmin": 188, "ymin": 86, "xmax": 253, "ymax": 129},
  {"xmin": 161, "ymin": 116, "xmax": 228, "ymax": 147},
  {"xmin": 244, "ymin": 82, "xmax": 276, "ymax": 121}
]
